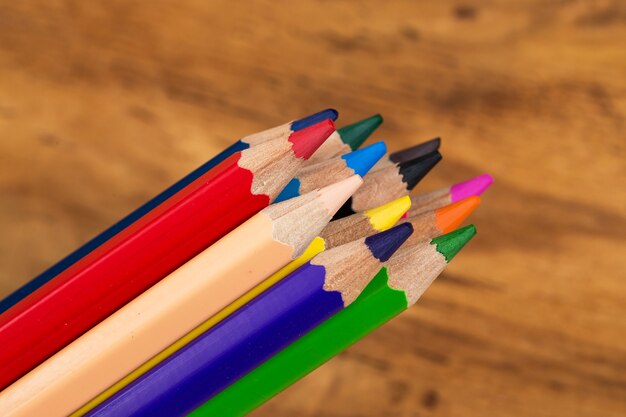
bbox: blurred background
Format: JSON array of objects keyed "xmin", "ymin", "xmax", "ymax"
[{"xmin": 0, "ymin": 1, "xmax": 624, "ymax": 416}]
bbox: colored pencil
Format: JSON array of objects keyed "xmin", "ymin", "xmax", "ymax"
[
  {"xmin": 371, "ymin": 137, "xmax": 441, "ymax": 172},
  {"xmin": 0, "ymin": 109, "xmax": 338, "ymax": 315},
  {"xmin": 88, "ymin": 223, "xmax": 414, "ymax": 417},
  {"xmin": 334, "ymin": 150, "xmax": 442, "ymax": 219},
  {"xmin": 275, "ymin": 141, "xmax": 386, "ymax": 202},
  {"xmin": 189, "ymin": 225, "xmax": 476, "ymax": 417},
  {"xmin": 305, "ymin": 114, "xmax": 383, "ymax": 166},
  {"xmin": 402, "ymin": 196, "xmax": 480, "ymax": 246},
  {"xmin": 71, "ymin": 192, "xmax": 410, "ymax": 417},
  {"xmin": 319, "ymin": 196, "xmax": 411, "ymax": 249},
  {"xmin": 0, "ymin": 176, "xmax": 362, "ymax": 417},
  {"xmin": 0, "ymin": 120, "xmax": 335, "ymax": 391},
  {"xmin": 408, "ymin": 173, "xmax": 494, "ymax": 217}
]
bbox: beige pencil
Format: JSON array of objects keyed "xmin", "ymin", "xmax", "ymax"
[{"xmin": 0, "ymin": 176, "xmax": 363, "ymax": 417}]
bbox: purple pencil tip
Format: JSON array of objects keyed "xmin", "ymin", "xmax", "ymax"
[{"xmin": 450, "ymin": 174, "xmax": 494, "ymax": 202}]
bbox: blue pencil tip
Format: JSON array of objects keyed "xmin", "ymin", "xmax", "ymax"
[
  {"xmin": 341, "ymin": 141, "xmax": 387, "ymax": 177},
  {"xmin": 273, "ymin": 178, "xmax": 302, "ymax": 203},
  {"xmin": 292, "ymin": 109, "xmax": 339, "ymax": 131},
  {"xmin": 364, "ymin": 223, "xmax": 414, "ymax": 262}
]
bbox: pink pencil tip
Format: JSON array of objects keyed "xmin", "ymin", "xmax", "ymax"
[{"xmin": 450, "ymin": 174, "xmax": 494, "ymax": 202}]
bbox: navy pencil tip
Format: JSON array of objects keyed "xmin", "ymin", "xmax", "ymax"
[
  {"xmin": 342, "ymin": 141, "xmax": 387, "ymax": 177},
  {"xmin": 398, "ymin": 150, "xmax": 442, "ymax": 191},
  {"xmin": 364, "ymin": 222, "xmax": 414, "ymax": 262},
  {"xmin": 292, "ymin": 109, "xmax": 339, "ymax": 131}
]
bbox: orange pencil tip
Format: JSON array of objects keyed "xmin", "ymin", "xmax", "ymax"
[{"xmin": 435, "ymin": 196, "xmax": 481, "ymax": 233}]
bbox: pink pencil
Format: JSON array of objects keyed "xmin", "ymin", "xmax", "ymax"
[{"xmin": 407, "ymin": 174, "xmax": 493, "ymax": 217}]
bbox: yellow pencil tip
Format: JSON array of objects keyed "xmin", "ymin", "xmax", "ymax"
[{"xmin": 364, "ymin": 196, "xmax": 412, "ymax": 231}]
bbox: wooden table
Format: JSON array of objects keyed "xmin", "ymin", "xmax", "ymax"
[{"xmin": 1, "ymin": 1, "xmax": 624, "ymax": 416}]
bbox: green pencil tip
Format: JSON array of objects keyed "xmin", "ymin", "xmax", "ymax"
[
  {"xmin": 431, "ymin": 224, "xmax": 476, "ymax": 262},
  {"xmin": 337, "ymin": 114, "xmax": 383, "ymax": 150}
]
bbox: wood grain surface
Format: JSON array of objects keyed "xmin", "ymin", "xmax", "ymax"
[{"xmin": 1, "ymin": 1, "xmax": 625, "ymax": 416}]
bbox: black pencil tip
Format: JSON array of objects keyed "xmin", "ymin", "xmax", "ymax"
[
  {"xmin": 389, "ymin": 137, "xmax": 441, "ymax": 165},
  {"xmin": 398, "ymin": 151, "xmax": 442, "ymax": 190}
]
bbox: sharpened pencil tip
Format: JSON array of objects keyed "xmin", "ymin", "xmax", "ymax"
[
  {"xmin": 341, "ymin": 141, "xmax": 387, "ymax": 177},
  {"xmin": 450, "ymin": 174, "xmax": 494, "ymax": 202},
  {"xmin": 289, "ymin": 119, "xmax": 336, "ymax": 160},
  {"xmin": 365, "ymin": 196, "xmax": 411, "ymax": 231},
  {"xmin": 317, "ymin": 175, "xmax": 363, "ymax": 217},
  {"xmin": 431, "ymin": 224, "xmax": 476, "ymax": 262},
  {"xmin": 292, "ymin": 109, "xmax": 339, "ymax": 131},
  {"xmin": 337, "ymin": 114, "xmax": 384, "ymax": 150},
  {"xmin": 398, "ymin": 150, "xmax": 442, "ymax": 191},
  {"xmin": 365, "ymin": 223, "xmax": 413, "ymax": 262},
  {"xmin": 389, "ymin": 137, "xmax": 441, "ymax": 164},
  {"xmin": 435, "ymin": 196, "xmax": 481, "ymax": 233}
]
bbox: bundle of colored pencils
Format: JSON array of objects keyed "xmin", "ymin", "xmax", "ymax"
[{"xmin": 0, "ymin": 109, "xmax": 492, "ymax": 417}]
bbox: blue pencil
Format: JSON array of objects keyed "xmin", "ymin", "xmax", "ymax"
[
  {"xmin": 0, "ymin": 109, "xmax": 338, "ymax": 314},
  {"xmin": 274, "ymin": 141, "xmax": 387, "ymax": 203},
  {"xmin": 87, "ymin": 223, "xmax": 413, "ymax": 417}
]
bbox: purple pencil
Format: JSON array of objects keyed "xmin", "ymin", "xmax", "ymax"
[{"xmin": 88, "ymin": 223, "xmax": 414, "ymax": 417}]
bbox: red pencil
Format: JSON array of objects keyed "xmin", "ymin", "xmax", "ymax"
[{"xmin": 0, "ymin": 120, "xmax": 335, "ymax": 390}]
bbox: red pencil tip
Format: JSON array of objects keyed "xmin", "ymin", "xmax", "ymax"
[{"xmin": 288, "ymin": 119, "xmax": 336, "ymax": 160}]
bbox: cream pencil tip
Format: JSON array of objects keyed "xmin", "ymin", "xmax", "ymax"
[{"xmin": 317, "ymin": 175, "xmax": 363, "ymax": 217}]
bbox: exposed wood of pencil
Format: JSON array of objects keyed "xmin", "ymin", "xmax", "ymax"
[
  {"xmin": 319, "ymin": 196, "xmax": 410, "ymax": 249},
  {"xmin": 0, "ymin": 126, "xmax": 336, "ymax": 391},
  {"xmin": 87, "ymin": 224, "xmax": 411, "ymax": 417},
  {"xmin": 0, "ymin": 177, "xmax": 361, "ymax": 417},
  {"xmin": 408, "ymin": 187, "xmax": 451, "ymax": 217},
  {"xmin": 188, "ymin": 227, "xmax": 471, "ymax": 417},
  {"xmin": 351, "ymin": 151, "xmax": 442, "ymax": 213},
  {"xmin": 347, "ymin": 165, "xmax": 407, "ymax": 213}
]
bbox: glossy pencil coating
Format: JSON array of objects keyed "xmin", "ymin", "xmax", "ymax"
[
  {"xmin": 371, "ymin": 137, "xmax": 441, "ymax": 172},
  {"xmin": 73, "ymin": 179, "xmax": 365, "ymax": 417},
  {"xmin": 88, "ymin": 224, "xmax": 413, "ymax": 417},
  {"xmin": 274, "ymin": 141, "xmax": 386, "ymax": 202},
  {"xmin": 0, "ymin": 172, "xmax": 360, "ymax": 417},
  {"xmin": 409, "ymin": 173, "xmax": 493, "ymax": 217},
  {"xmin": 334, "ymin": 150, "xmax": 442, "ymax": 219},
  {"xmin": 0, "ymin": 109, "xmax": 338, "ymax": 315},
  {"xmin": 306, "ymin": 114, "xmax": 383, "ymax": 165},
  {"xmin": 0, "ymin": 120, "xmax": 336, "ymax": 392},
  {"xmin": 190, "ymin": 226, "xmax": 476, "ymax": 417}
]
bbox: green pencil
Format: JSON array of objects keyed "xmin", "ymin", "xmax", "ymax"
[{"xmin": 190, "ymin": 225, "xmax": 477, "ymax": 417}]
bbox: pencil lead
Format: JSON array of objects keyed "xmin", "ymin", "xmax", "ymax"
[
  {"xmin": 398, "ymin": 150, "xmax": 442, "ymax": 190},
  {"xmin": 450, "ymin": 174, "xmax": 494, "ymax": 202},
  {"xmin": 431, "ymin": 224, "xmax": 476, "ymax": 262},
  {"xmin": 317, "ymin": 175, "xmax": 363, "ymax": 217},
  {"xmin": 292, "ymin": 108, "xmax": 339, "ymax": 131},
  {"xmin": 341, "ymin": 141, "xmax": 387, "ymax": 177},
  {"xmin": 435, "ymin": 196, "xmax": 481, "ymax": 233},
  {"xmin": 365, "ymin": 196, "xmax": 411, "ymax": 230},
  {"xmin": 289, "ymin": 119, "xmax": 336, "ymax": 160},
  {"xmin": 389, "ymin": 137, "xmax": 441, "ymax": 164},
  {"xmin": 337, "ymin": 114, "xmax": 383, "ymax": 150},
  {"xmin": 365, "ymin": 223, "xmax": 414, "ymax": 262}
]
